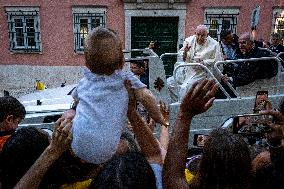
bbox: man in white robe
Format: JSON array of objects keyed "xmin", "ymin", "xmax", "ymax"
[{"xmin": 167, "ymin": 25, "xmax": 223, "ymax": 101}]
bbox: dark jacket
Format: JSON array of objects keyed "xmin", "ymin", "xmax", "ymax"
[{"xmin": 231, "ymin": 47, "xmax": 278, "ymax": 87}]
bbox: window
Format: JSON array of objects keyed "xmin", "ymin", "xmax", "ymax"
[
  {"xmin": 6, "ymin": 7, "xmax": 41, "ymax": 53},
  {"xmin": 204, "ymin": 8, "xmax": 239, "ymax": 41},
  {"xmin": 73, "ymin": 7, "xmax": 106, "ymax": 53},
  {"xmin": 273, "ymin": 9, "xmax": 284, "ymax": 38}
]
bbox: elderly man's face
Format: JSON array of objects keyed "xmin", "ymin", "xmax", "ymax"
[
  {"xmin": 196, "ymin": 30, "xmax": 208, "ymax": 45},
  {"xmin": 239, "ymin": 38, "xmax": 254, "ymax": 54}
]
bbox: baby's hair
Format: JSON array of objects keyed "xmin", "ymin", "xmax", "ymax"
[{"xmin": 84, "ymin": 27, "xmax": 124, "ymax": 75}]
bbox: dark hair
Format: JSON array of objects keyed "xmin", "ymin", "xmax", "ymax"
[
  {"xmin": 39, "ymin": 150, "xmax": 99, "ymax": 189},
  {"xmin": 190, "ymin": 128, "xmax": 252, "ymax": 189},
  {"xmin": 220, "ymin": 30, "xmax": 232, "ymax": 40},
  {"xmin": 271, "ymin": 33, "xmax": 281, "ymax": 40},
  {"xmin": 252, "ymin": 148, "xmax": 284, "ymax": 189},
  {"xmin": 120, "ymin": 131, "xmax": 140, "ymax": 153},
  {"xmin": 0, "ymin": 96, "xmax": 26, "ymax": 122},
  {"xmin": 84, "ymin": 27, "xmax": 124, "ymax": 75},
  {"xmin": 130, "ymin": 59, "xmax": 145, "ymax": 69},
  {"xmin": 90, "ymin": 152, "xmax": 157, "ymax": 189},
  {"xmin": 0, "ymin": 127, "xmax": 50, "ymax": 189}
]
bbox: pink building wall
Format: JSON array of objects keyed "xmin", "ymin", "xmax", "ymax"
[
  {"xmin": 0, "ymin": 0, "xmax": 283, "ymax": 66},
  {"xmin": 0, "ymin": 0, "xmax": 125, "ymax": 66}
]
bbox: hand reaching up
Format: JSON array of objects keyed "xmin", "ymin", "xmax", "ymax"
[
  {"xmin": 180, "ymin": 79, "xmax": 219, "ymax": 119},
  {"xmin": 49, "ymin": 118, "xmax": 73, "ymax": 155}
]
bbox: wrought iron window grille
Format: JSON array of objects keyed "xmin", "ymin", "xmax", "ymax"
[
  {"xmin": 6, "ymin": 10, "xmax": 41, "ymax": 53},
  {"xmin": 73, "ymin": 11, "xmax": 106, "ymax": 53},
  {"xmin": 273, "ymin": 12, "xmax": 284, "ymax": 37},
  {"xmin": 204, "ymin": 11, "xmax": 239, "ymax": 41}
]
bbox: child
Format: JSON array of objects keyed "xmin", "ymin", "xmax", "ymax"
[{"xmin": 71, "ymin": 27, "xmax": 168, "ymax": 164}]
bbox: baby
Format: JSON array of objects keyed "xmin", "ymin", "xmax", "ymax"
[{"xmin": 71, "ymin": 27, "xmax": 168, "ymax": 164}]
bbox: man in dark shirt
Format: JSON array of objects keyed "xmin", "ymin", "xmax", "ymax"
[
  {"xmin": 270, "ymin": 33, "xmax": 284, "ymax": 54},
  {"xmin": 222, "ymin": 32, "xmax": 278, "ymax": 87}
]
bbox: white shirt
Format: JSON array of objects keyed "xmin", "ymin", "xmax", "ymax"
[{"xmin": 71, "ymin": 68, "xmax": 146, "ymax": 164}]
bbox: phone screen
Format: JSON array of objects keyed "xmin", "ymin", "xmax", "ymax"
[
  {"xmin": 193, "ymin": 134, "xmax": 208, "ymax": 147},
  {"xmin": 232, "ymin": 114, "xmax": 273, "ymax": 134},
  {"xmin": 254, "ymin": 91, "xmax": 268, "ymax": 113}
]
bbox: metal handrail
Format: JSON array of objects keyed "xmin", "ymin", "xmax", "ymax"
[
  {"xmin": 173, "ymin": 62, "xmax": 231, "ymax": 99},
  {"xmin": 277, "ymin": 52, "xmax": 284, "ymax": 61},
  {"xmin": 258, "ymin": 47, "xmax": 277, "ymax": 56},
  {"xmin": 214, "ymin": 57, "xmax": 282, "ymax": 95},
  {"xmin": 160, "ymin": 53, "xmax": 179, "ymax": 60}
]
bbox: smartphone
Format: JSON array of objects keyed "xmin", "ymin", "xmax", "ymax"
[
  {"xmin": 193, "ymin": 134, "xmax": 208, "ymax": 147},
  {"xmin": 232, "ymin": 113, "xmax": 274, "ymax": 135},
  {"xmin": 253, "ymin": 91, "xmax": 268, "ymax": 113}
]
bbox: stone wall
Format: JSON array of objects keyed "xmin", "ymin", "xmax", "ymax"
[{"xmin": 0, "ymin": 65, "xmax": 83, "ymax": 98}]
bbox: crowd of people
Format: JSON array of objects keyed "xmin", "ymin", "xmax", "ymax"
[{"xmin": 0, "ymin": 25, "xmax": 284, "ymax": 189}]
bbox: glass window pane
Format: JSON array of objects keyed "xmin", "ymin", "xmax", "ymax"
[
  {"xmin": 80, "ymin": 19, "xmax": 88, "ymax": 47},
  {"xmin": 26, "ymin": 19, "xmax": 34, "ymax": 28},
  {"xmin": 14, "ymin": 19, "xmax": 23, "ymax": 27},
  {"xmin": 91, "ymin": 17, "xmax": 102, "ymax": 29},
  {"xmin": 27, "ymin": 37, "xmax": 36, "ymax": 47},
  {"xmin": 210, "ymin": 20, "xmax": 219, "ymax": 29},
  {"xmin": 222, "ymin": 20, "xmax": 231, "ymax": 30}
]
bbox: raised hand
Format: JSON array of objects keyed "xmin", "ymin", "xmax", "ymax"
[
  {"xmin": 180, "ymin": 79, "xmax": 218, "ymax": 119},
  {"xmin": 183, "ymin": 44, "xmax": 191, "ymax": 61},
  {"xmin": 50, "ymin": 118, "xmax": 73, "ymax": 155}
]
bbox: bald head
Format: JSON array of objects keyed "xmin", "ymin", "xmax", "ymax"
[
  {"xmin": 239, "ymin": 32, "xmax": 253, "ymax": 43},
  {"xmin": 195, "ymin": 25, "xmax": 209, "ymax": 33}
]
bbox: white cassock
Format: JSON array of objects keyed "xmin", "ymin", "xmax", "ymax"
[{"xmin": 167, "ymin": 35, "xmax": 223, "ymax": 101}]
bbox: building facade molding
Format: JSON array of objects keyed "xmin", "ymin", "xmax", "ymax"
[{"xmin": 124, "ymin": 3, "xmax": 187, "ymax": 52}]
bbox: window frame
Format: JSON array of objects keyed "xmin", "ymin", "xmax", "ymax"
[
  {"xmin": 204, "ymin": 8, "xmax": 239, "ymax": 41},
  {"xmin": 6, "ymin": 7, "xmax": 41, "ymax": 53},
  {"xmin": 73, "ymin": 7, "xmax": 106, "ymax": 53},
  {"xmin": 272, "ymin": 9, "xmax": 284, "ymax": 38}
]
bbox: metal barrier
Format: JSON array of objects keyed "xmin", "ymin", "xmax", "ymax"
[
  {"xmin": 277, "ymin": 52, "xmax": 284, "ymax": 61},
  {"xmin": 214, "ymin": 57, "xmax": 282, "ymax": 96},
  {"xmin": 160, "ymin": 53, "xmax": 179, "ymax": 60},
  {"xmin": 173, "ymin": 62, "xmax": 231, "ymax": 98}
]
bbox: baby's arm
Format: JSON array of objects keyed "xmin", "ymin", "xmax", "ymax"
[{"xmin": 134, "ymin": 88, "xmax": 169, "ymax": 127}]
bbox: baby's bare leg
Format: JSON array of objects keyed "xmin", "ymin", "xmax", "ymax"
[{"xmin": 134, "ymin": 88, "xmax": 169, "ymax": 126}]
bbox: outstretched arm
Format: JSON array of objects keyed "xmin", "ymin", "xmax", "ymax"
[
  {"xmin": 126, "ymin": 81, "xmax": 163, "ymax": 165},
  {"xmin": 163, "ymin": 79, "xmax": 218, "ymax": 189},
  {"xmin": 14, "ymin": 118, "xmax": 73, "ymax": 189}
]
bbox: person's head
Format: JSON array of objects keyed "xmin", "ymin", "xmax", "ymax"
[
  {"xmin": 116, "ymin": 131, "xmax": 140, "ymax": 155},
  {"xmin": 190, "ymin": 128, "xmax": 251, "ymax": 189},
  {"xmin": 148, "ymin": 41, "xmax": 155, "ymax": 49},
  {"xmin": 0, "ymin": 96, "xmax": 26, "ymax": 131},
  {"xmin": 84, "ymin": 27, "xmax": 124, "ymax": 75},
  {"xmin": 238, "ymin": 32, "xmax": 254, "ymax": 55},
  {"xmin": 130, "ymin": 60, "xmax": 145, "ymax": 76},
  {"xmin": 252, "ymin": 148, "xmax": 284, "ymax": 189},
  {"xmin": 40, "ymin": 149, "xmax": 100, "ymax": 188},
  {"xmin": 195, "ymin": 25, "xmax": 209, "ymax": 45},
  {"xmin": 270, "ymin": 33, "xmax": 282, "ymax": 46},
  {"xmin": 220, "ymin": 30, "xmax": 234, "ymax": 44},
  {"xmin": 90, "ymin": 152, "xmax": 156, "ymax": 189},
  {"xmin": 0, "ymin": 127, "xmax": 50, "ymax": 189}
]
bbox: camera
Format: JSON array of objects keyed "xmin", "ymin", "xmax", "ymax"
[{"xmin": 232, "ymin": 113, "xmax": 274, "ymax": 136}]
